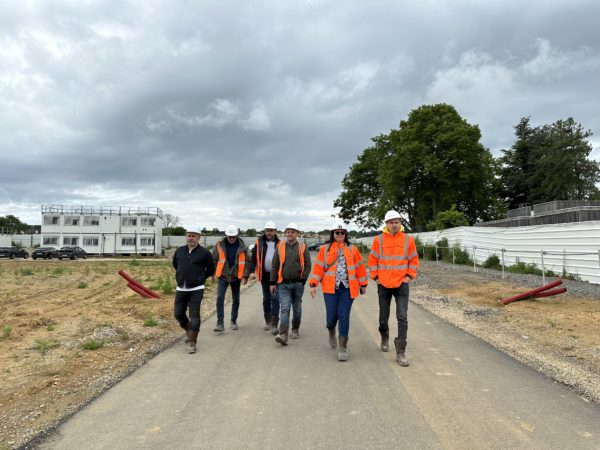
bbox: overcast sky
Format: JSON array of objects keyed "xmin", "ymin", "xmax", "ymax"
[{"xmin": 2, "ymin": 0, "xmax": 600, "ymax": 231}]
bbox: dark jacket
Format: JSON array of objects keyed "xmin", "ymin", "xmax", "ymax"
[
  {"xmin": 245, "ymin": 234, "xmax": 280, "ymax": 280},
  {"xmin": 172, "ymin": 245, "xmax": 215, "ymax": 289}
]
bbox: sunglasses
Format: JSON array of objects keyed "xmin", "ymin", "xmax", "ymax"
[{"xmin": 334, "ymin": 231, "xmax": 346, "ymax": 235}]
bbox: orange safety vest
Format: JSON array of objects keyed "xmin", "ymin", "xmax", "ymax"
[
  {"xmin": 276, "ymin": 241, "xmax": 306, "ymax": 283},
  {"xmin": 215, "ymin": 241, "xmax": 246, "ymax": 279},
  {"xmin": 309, "ymin": 242, "xmax": 368, "ymax": 299},
  {"xmin": 254, "ymin": 239, "xmax": 263, "ymax": 281},
  {"xmin": 368, "ymin": 231, "xmax": 418, "ymax": 288}
]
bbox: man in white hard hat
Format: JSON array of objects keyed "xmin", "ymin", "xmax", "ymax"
[
  {"xmin": 172, "ymin": 227, "xmax": 215, "ymax": 353},
  {"xmin": 368, "ymin": 210, "xmax": 419, "ymax": 366},
  {"xmin": 212, "ymin": 225, "xmax": 247, "ymax": 332},
  {"xmin": 270, "ymin": 223, "xmax": 312, "ymax": 346},
  {"xmin": 243, "ymin": 221, "xmax": 280, "ymax": 333}
]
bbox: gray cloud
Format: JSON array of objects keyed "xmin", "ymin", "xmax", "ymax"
[{"xmin": 1, "ymin": 0, "xmax": 599, "ymax": 229}]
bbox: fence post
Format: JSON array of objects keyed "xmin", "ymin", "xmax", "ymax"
[
  {"xmin": 435, "ymin": 245, "xmax": 438, "ymax": 265},
  {"xmin": 563, "ymin": 249, "xmax": 566, "ymax": 278},
  {"xmin": 452, "ymin": 246, "xmax": 455, "ymax": 268},
  {"xmin": 541, "ymin": 250, "xmax": 546, "ymax": 285},
  {"xmin": 501, "ymin": 248, "xmax": 505, "ymax": 279},
  {"xmin": 472, "ymin": 246, "xmax": 477, "ymax": 273}
]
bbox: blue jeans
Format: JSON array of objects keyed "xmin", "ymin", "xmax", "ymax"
[
  {"xmin": 216, "ymin": 278, "xmax": 241, "ymax": 324},
  {"xmin": 323, "ymin": 286, "xmax": 353, "ymax": 337},
  {"xmin": 261, "ymin": 275, "xmax": 279, "ymax": 317},
  {"xmin": 277, "ymin": 282, "xmax": 304, "ymax": 326}
]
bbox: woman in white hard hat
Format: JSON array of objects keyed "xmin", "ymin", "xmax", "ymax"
[{"xmin": 309, "ymin": 222, "xmax": 368, "ymax": 361}]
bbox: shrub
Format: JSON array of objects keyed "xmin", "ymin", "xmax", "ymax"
[
  {"xmin": 436, "ymin": 238, "xmax": 452, "ymax": 262},
  {"xmin": 452, "ymin": 245, "xmax": 473, "ymax": 266},
  {"xmin": 150, "ymin": 276, "xmax": 175, "ymax": 294},
  {"xmin": 483, "ymin": 254, "xmax": 501, "ymax": 270},
  {"xmin": 33, "ymin": 339, "xmax": 59, "ymax": 355},
  {"xmin": 129, "ymin": 258, "xmax": 140, "ymax": 267},
  {"xmin": 507, "ymin": 259, "xmax": 555, "ymax": 277},
  {"xmin": 77, "ymin": 282, "xmax": 87, "ymax": 289}
]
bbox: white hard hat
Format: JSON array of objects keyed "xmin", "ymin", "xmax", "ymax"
[
  {"xmin": 225, "ymin": 225, "xmax": 238, "ymax": 237},
  {"xmin": 384, "ymin": 210, "xmax": 401, "ymax": 222},
  {"xmin": 264, "ymin": 221, "xmax": 276, "ymax": 230},
  {"xmin": 185, "ymin": 226, "xmax": 202, "ymax": 235},
  {"xmin": 285, "ymin": 222, "xmax": 300, "ymax": 232},
  {"xmin": 331, "ymin": 221, "xmax": 348, "ymax": 231}
]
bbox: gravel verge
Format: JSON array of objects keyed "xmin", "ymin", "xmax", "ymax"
[{"xmin": 412, "ymin": 261, "xmax": 600, "ymax": 404}]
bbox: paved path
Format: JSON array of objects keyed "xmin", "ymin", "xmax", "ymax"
[{"xmin": 39, "ymin": 281, "xmax": 600, "ymax": 449}]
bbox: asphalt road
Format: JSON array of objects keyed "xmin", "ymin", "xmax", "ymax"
[{"xmin": 38, "ymin": 281, "xmax": 600, "ymax": 449}]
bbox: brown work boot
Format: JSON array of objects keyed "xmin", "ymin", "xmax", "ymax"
[
  {"xmin": 338, "ymin": 336, "xmax": 349, "ymax": 362},
  {"xmin": 328, "ymin": 327, "xmax": 337, "ymax": 349},
  {"xmin": 263, "ymin": 314, "xmax": 272, "ymax": 331},
  {"xmin": 270, "ymin": 316, "xmax": 279, "ymax": 335},
  {"xmin": 291, "ymin": 319, "xmax": 301, "ymax": 339},
  {"xmin": 187, "ymin": 331, "xmax": 199, "ymax": 354},
  {"xmin": 275, "ymin": 324, "xmax": 289, "ymax": 346},
  {"xmin": 380, "ymin": 330, "xmax": 389, "ymax": 352},
  {"xmin": 394, "ymin": 338, "xmax": 409, "ymax": 366}
]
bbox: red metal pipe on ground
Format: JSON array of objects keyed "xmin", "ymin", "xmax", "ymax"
[
  {"xmin": 127, "ymin": 282, "xmax": 154, "ymax": 299},
  {"xmin": 532, "ymin": 288, "xmax": 567, "ymax": 299},
  {"xmin": 118, "ymin": 270, "xmax": 162, "ymax": 299},
  {"xmin": 499, "ymin": 279, "xmax": 562, "ymax": 305}
]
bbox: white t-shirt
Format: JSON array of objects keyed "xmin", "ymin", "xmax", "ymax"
[{"xmin": 264, "ymin": 240, "xmax": 276, "ymax": 273}]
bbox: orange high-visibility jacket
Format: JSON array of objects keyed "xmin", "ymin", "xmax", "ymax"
[
  {"xmin": 215, "ymin": 241, "xmax": 246, "ymax": 279},
  {"xmin": 309, "ymin": 242, "xmax": 368, "ymax": 299},
  {"xmin": 275, "ymin": 241, "xmax": 307, "ymax": 283},
  {"xmin": 368, "ymin": 230, "xmax": 418, "ymax": 288}
]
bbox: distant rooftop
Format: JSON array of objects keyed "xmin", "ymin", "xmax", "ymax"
[{"xmin": 41, "ymin": 204, "xmax": 164, "ymax": 218}]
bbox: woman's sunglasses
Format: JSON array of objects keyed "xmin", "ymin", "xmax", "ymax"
[{"xmin": 334, "ymin": 231, "xmax": 346, "ymax": 235}]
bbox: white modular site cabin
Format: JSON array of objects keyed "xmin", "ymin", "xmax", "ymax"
[{"xmin": 41, "ymin": 205, "xmax": 163, "ymax": 255}]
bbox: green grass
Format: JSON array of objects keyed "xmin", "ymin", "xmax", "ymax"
[
  {"xmin": 47, "ymin": 324, "xmax": 55, "ymax": 331},
  {"xmin": 77, "ymin": 281, "xmax": 88, "ymax": 289},
  {"xmin": 19, "ymin": 267, "xmax": 34, "ymax": 276},
  {"xmin": 81, "ymin": 339, "xmax": 104, "ymax": 350},
  {"xmin": 33, "ymin": 339, "xmax": 59, "ymax": 355},
  {"xmin": 2, "ymin": 325, "xmax": 12, "ymax": 339},
  {"xmin": 143, "ymin": 316, "xmax": 159, "ymax": 327},
  {"xmin": 129, "ymin": 258, "xmax": 141, "ymax": 267},
  {"xmin": 150, "ymin": 276, "xmax": 175, "ymax": 294}
]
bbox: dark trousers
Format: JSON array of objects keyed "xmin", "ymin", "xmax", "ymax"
[
  {"xmin": 377, "ymin": 283, "xmax": 409, "ymax": 340},
  {"xmin": 216, "ymin": 278, "xmax": 241, "ymax": 324},
  {"xmin": 261, "ymin": 274, "xmax": 279, "ymax": 317},
  {"xmin": 174, "ymin": 289, "xmax": 204, "ymax": 332},
  {"xmin": 324, "ymin": 286, "xmax": 353, "ymax": 337}
]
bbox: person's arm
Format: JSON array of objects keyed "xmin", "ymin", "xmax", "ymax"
[
  {"xmin": 354, "ymin": 246, "xmax": 368, "ymax": 295},
  {"xmin": 405, "ymin": 236, "xmax": 419, "ymax": 282},
  {"xmin": 301, "ymin": 245, "xmax": 312, "ymax": 281},
  {"xmin": 309, "ymin": 245, "xmax": 324, "ymax": 298},
  {"xmin": 245, "ymin": 241, "xmax": 258, "ymax": 280},
  {"xmin": 172, "ymin": 248, "xmax": 178, "ymax": 270},
  {"xmin": 204, "ymin": 249, "xmax": 216, "ymax": 279},
  {"xmin": 368, "ymin": 236, "xmax": 380, "ymax": 282}
]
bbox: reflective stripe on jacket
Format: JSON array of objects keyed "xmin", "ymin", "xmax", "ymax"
[
  {"xmin": 276, "ymin": 241, "xmax": 306, "ymax": 283},
  {"xmin": 368, "ymin": 231, "xmax": 418, "ymax": 288},
  {"xmin": 215, "ymin": 241, "xmax": 246, "ymax": 280},
  {"xmin": 309, "ymin": 242, "xmax": 367, "ymax": 299}
]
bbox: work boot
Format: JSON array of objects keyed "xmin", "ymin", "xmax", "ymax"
[
  {"xmin": 275, "ymin": 324, "xmax": 289, "ymax": 346},
  {"xmin": 328, "ymin": 327, "xmax": 337, "ymax": 349},
  {"xmin": 213, "ymin": 322, "xmax": 224, "ymax": 332},
  {"xmin": 380, "ymin": 330, "xmax": 389, "ymax": 352},
  {"xmin": 270, "ymin": 316, "xmax": 279, "ymax": 335},
  {"xmin": 263, "ymin": 314, "xmax": 272, "ymax": 331},
  {"xmin": 291, "ymin": 319, "xmax": 301, "ymax": 339},
  {"xmin": 187, "ymin": 331, "xmax": 199, "ymax": 354},
  {"xmin": 394, "ymin": 338, "xmax": 409, "ymax": 367},
  {"xmin": 338, "ymin": 336, "xmax": 349, "ymax": 362}
]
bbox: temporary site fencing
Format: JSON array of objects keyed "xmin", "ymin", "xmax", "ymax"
[{"xmin": 356, "ymin": 221, "xmax": 600, "ymax": 285}]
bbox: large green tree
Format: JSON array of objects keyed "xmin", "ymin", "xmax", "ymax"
[
  {"xmin": 335, "ymin": 104, "xmax": 503, "ymax": 230},
  {"xmin": 500, "ymin": 117, "xmax": 600, "ymax": 206},
  {"xmin": 0, "ymin": 215, "xmax": 28, "ymax": 233}
]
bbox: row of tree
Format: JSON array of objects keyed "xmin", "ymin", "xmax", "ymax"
[
  {"xmin": 0, "ymin": 215, "xmax": 40, "ymax": 234},
  {"xmin": 335, "ymin": 104, "xmax": 600, "ymax": 231}
]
